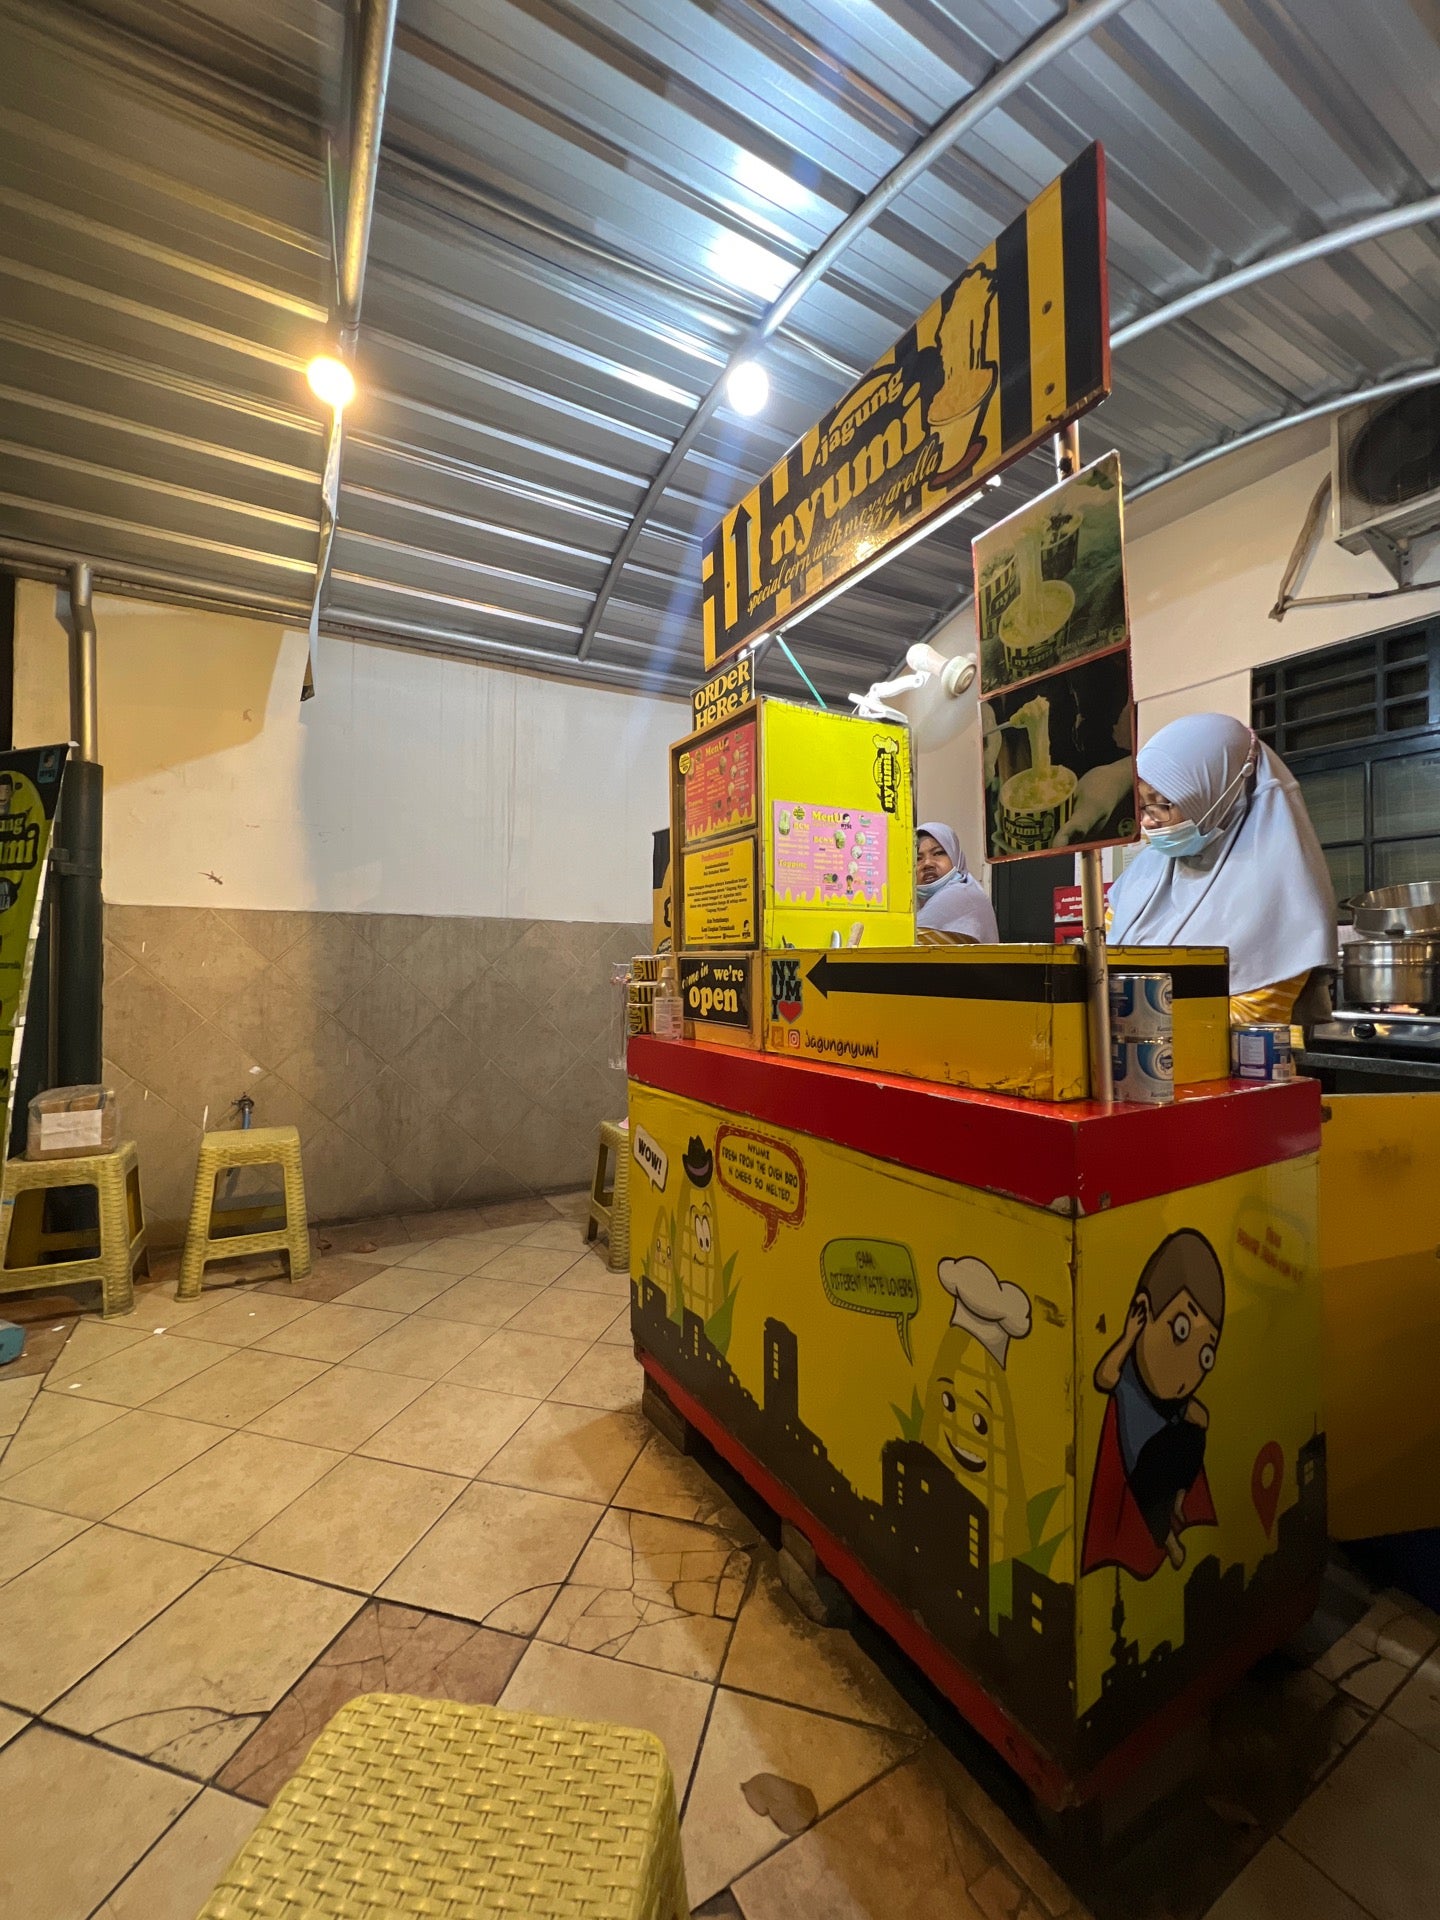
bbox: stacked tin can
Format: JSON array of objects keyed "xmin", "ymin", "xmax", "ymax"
[{"xmin": 1109, "ymin": 972, "xmax": 1175, "ymax": 1104}]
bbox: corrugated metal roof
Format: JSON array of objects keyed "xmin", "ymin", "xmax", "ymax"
[{"xmin": 2, "ymin": 0, "xmax": 1438, "ymax": 701}]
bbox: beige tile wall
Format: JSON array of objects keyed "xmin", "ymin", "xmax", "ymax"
[{"xmin": 103, "ymin": 907, "xmax": 645, "ymax": 1245}]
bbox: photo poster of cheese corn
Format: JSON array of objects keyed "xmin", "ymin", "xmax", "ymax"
[
  {"xmin": 700, "ymin": 144, "xmax": 1109, "ymax": 669},
  {"xmin": 976, "ymin": 456, "xmax": 1137, "ymax": 864},
  {"xmin": 0, "ymin": 745, "xmax": 68, "ymax": 1136}
]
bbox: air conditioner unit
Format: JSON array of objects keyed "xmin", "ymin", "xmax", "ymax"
[{"xmin": 1332, "ymin": 387, "xmax": 1440, "ymax": 584}]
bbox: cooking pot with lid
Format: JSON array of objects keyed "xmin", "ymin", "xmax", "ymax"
[
  {"xmin": 1341, "ymin": 936, "xmax": 1440, "ymax": 1011},
  {"xmin": 1345, "ymin": 880, "xmax": 1440, "ymax": 937}
]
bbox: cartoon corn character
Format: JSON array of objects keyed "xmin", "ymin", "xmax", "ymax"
[
  {"xmin": 649, "ymin": 1209, "xmax": 676, "ymax": 1310},
  {"xmin": 921, "ymin": 1258, "xmax": 1033, "ymax": 1582},
  {"xmin": 673, "ymin": 1136, "xmax": 721, "ymax": 1323}
]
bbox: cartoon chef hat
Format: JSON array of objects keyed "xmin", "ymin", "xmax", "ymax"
[{"xmin": 937, "ymin": 1257, "xmax": 1031, "ymax": 1368}]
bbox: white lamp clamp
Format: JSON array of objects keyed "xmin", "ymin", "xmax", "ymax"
[{"xmin": 848, "ymin": 642, "xmax": 977, "ymax": 724}]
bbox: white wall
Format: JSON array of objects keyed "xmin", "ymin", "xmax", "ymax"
[
  {"xmin": 14, "ymin": 581, "xmax": 683, "ymax": 921},
  {"xmin": 908, "ymin": 425, "xmax": 1440, "ymax": 874}
]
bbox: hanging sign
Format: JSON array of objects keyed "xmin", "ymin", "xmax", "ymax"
[
  {"xmin": 692, "ymin": 653, "xmax": 754, "ymax": 731},
  {"xmin": 0, "ymin": 746, "xmax": 68, "ymax": 1127},
  {"xmin": 701, "ymin": 142, "xmax": 1109, "ymax": 669}
]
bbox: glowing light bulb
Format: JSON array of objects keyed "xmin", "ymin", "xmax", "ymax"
[
  {"xmin": 306, "ymin": 355, "xmax": 356, "ymax": 410},
  {"xmin": 725, "ymin": 360, "xmax": 769, "ymax": 417}
]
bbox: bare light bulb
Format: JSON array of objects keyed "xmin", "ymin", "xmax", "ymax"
[
  {"xmin": 725, "ymin": 360, "xmax": 769, "ymax": 417},
  {"xmin": 306, "ymin": 354, "xmax": 356, "ymax": 410}
]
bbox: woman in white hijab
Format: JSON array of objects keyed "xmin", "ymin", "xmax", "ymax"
[
  {"xmin": 915, "ymin": 822, "xmax": 999, "ymax": 944},
  {"xmin": 1107, "ymin": 713, "xmax": 1337, "ymax": 1025}
]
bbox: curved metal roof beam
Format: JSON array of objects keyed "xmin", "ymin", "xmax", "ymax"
[
  {"xmin": 574, "ymin": 0, "xmax": 1138, "ymax": 661},
  {"xmin": 1114, "ymin": 192, "xmax": 1440, "ymax": 349}
]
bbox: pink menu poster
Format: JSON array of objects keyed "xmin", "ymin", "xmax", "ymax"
[{"xmin": 771, "ymin": 802, "xmax": 888, "ymax": 907}]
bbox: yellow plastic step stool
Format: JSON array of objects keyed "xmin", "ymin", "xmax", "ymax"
[
  {"xmin": 177, "ymin": 1125, "xmax": 311, "ymax": 1302},
  {"xmin": 586, "ymin": 1118, "xmax": 630, "ymax": 1273},
  {"xmin": 196, "ymin": 1692, "xmax": 690, "ymax": 1919},
  {"xmin": 0, "ymin": 1140, "xmax": 148, "ymax": 1320}
]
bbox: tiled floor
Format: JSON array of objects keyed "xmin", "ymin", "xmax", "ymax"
[{"xmin": 1, "ymin": 1194, "xmax": 1437, "ymax": 1920}]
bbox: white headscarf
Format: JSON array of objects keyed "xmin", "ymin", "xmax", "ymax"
[
  {"xmin": 916, "ymin": 822, "xmax": 999, "ymax": 941},
  {"xmin": 1107, "ymin": 714, "xmax": 1337, "ymax": 993}
]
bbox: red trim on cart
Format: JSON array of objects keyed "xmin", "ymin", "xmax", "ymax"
[{"xmin": 628, "ymin": 1037, "xmax": 1319, "ymax": 1214}]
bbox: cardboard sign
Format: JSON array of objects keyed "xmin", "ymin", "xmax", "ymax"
[
  {"xmin": 692, "ymin": 654, "xmax": 754, "ymax": 731},
  {"xmin": 679, "ymin": 954, "xmax": 752, "ymax": 1028},
  {"xmin": 701, "ymin": 144, "xmax": 1109, "ymax": 668},
  {"xmin": 681, "ymin": 839, "xmax": 757, "ymax": 948}
]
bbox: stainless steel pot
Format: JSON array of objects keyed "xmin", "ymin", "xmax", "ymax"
[
  {"xmin": 1342, "ymin": 936, "xmax": 1440, "ymax": 1010},
  {"xmin": 1346, "ymin": 881, "xmax": 1440, "ymax": 936}
]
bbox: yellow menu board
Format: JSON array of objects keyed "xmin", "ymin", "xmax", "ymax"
[{"xmin": 682, "ymin": 839, "xmax": 757, "ymax": 949}]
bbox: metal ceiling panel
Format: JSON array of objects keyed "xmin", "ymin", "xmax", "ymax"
[{"xmin": 2, "ymin": 0, "xmax": 1438, "ymax": 701}]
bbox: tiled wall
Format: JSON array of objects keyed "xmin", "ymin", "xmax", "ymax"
[{"xmin": 103, "ymin": 907, "xmax": 646, "ymax": 1245}]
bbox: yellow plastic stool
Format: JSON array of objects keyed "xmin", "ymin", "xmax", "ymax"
[
  {"xmin": 586, "ymin": 1118, "xmax": 630, "ymax": 1273},
  {"xmin": 196, "ymin": 1692, "xmax": 690, "ymax": 1920},
  {"xmin": 177, "ymin": 1125, "xmax": 311, "ymax": 1302},
  {"xmin": 0, "ymin": 1141, "xmax": 148, "ymax": 1319}
]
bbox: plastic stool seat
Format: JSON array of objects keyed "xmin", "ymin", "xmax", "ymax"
[
  {"xmin": 586, "ymin": 1119, "xmax": 630, "ymax": 1273},
  {"xmin": 177, "ymin": 1125, "xmax": 311, "ymax": 1301},
  {"xmin": 0, "ymin": 1141, "xmax": 148, "ymax": 1320},
  {"xmin": 195, "ymin": 1692, "xmax": 690, "ymax": 1919}
]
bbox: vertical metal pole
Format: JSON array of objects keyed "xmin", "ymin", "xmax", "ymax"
[
  {"xmin": 1054, "ymin": 426, "xmax": 1113, "ymax": 1103},
  {"xmin": 53, "ymin": 564, "xmax": 104, "ymax": 1087}
]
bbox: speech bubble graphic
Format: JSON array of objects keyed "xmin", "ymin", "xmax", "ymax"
[
  {"xmin": 1251, "ymin": 1440, "xmax": 1284, "ymax": 1537},
  {"xmin": 715, "ymin": 1124, "xmax": 805, "ymax": 1249},
  {"xmin": 821, "ymin": 1238, "xmax": 921, "ymax": 1360},
  {"xmin": 631, "ymin": 1125, "xmax": 668, "ymax": 1192}
]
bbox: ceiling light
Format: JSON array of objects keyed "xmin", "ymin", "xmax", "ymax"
[
  {"xmin": 725, "ymin": 360, "xmax": 769, "ymax": 417},
  {"xmin": 306, "ymin": 354, "xmax": 356, "ymax": 410}
]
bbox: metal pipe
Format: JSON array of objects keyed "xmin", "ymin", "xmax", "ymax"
[
  {"xmin": 66, "ymin": 562, "xmax": 98, "ymax": 763},
  {"xmin": 1053, "ymin": 427, "xmax": 1112, "ymax": 1103},
  {"xmin": 575, "ymin": 0, "xmax": 1137, "ymax": 660},
  {"xmin": 338, "ymin": 0, "xmax": 398, "ymax": 342}
]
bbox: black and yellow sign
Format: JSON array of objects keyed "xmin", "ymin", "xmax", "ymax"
[
  {"xmin": 0, "ymin": 746, "xmax": 67, "ymax": 1121},
  {"xmin": 701, "ymin": 143, "xmax": 1109, "ymax": 669},
  {"xmin": 692, "ymin": 654, "xmax": 754, "ymax": 731},
  {"xmin": 679, "ymin": 953, "xmax": 753, "ymax": 1028},
  {"xmin": 682, "ymin": 839, "xmax": 757, "ymax": 949}
]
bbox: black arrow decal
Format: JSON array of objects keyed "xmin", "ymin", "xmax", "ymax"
[
  {"xmin": 731, "ymin": 500, "xmax": 753, "ymax": 624},
  {"xmin": 805, "ymin": 951, "xmax": 1087, "ymax": 1006}
]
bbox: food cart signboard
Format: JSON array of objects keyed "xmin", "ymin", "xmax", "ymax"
[
  {"xmin": 682, "ymin": 839, "xmax": 757, "ymax": 948},
  {"xmin": 771, "ymin": 802, "xmax": 888, "ymax": 908},
  {"xmin": 691, "ymin": 653, "xmax": 753, "ymax": 731},
  {"xmin": 701, "ymin": 143, "xmax": 1109, "ymax": 669},
  {"xmin": 679, "ymin": 718, "xmax": 757, "ymax": 845},
  {"xmin": 976, "ymin": 455, "xmax": 1137, "ymax": 864}
]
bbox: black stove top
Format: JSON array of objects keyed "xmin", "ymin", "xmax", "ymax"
[{"xmin": 1301, "ymin": 1009, "xmax": 1440, "ymax": 1087}]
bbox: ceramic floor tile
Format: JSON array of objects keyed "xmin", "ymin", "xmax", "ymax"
[
  {"xmin": 1205, "ymin": 1838, "xmax": 1369, "ymax": 1920},
  {"xmin": 447, "ymin": 1328, "xmax": 591, "ymax": 1397},
  {"xmin": 613, "ymin": 1435, "xmax": 759, "ymax": 1537},
  {"xmin": 345, "ymin": 1313, "xmax": 490, "ymax": 1380},
  {"xmin": 345, "ymin": 1235, "xmax": 436, "ymax": 1266},
  {"xmin": 259, "ymin": 1257, "xmax": 383, "ymax": 1304},
  {"xmin": 395, "ymin": 1232, "xmax": 517, "ymax": 1274},
  {"xmin": 359, "ymin": 1382, "xmax": 538, "ymax": 1476},
  {"xmin": 506, "ymin": 1287, "xmax": 628, "ymax": 1342},
  {"xmin": 0, "ymin": 1524, "xmax": 213, "ymax": 1711},
  {"xmin": 0, "ymin": 1705, "xmax": 25, "ymax": 1749},
  {"xmin": 519, "ymin": 1221, "xmax": 591, "ymax": 1253},
  {"xmin": 598, "ymin": 1306, "xmax": 635, "ymax": 1346},
  {"xmin": 0, "ymin": 1374, "xmax": 40, "ymax": 1436},
  {"xmin": 50, "ymin": 1560, "xmax": 362, "ymax": 1778},
  {"xmin": 551, "ymin": 1252, "xmax": 631, "ymax": 1298},
  {"xmin": 255, "ymin": 1302, "xmax": 402, "ymax": 1361},
  {"xmin": 48, "ymin": 1319, "xmax": 150, "ymax": 1374},
  {"xmin": 1, "ymin": 1408, "xmax": 228, "ymax": 1520},
  {"xmin": 246, "ymin": 1364, "xmax": 427, "ymax": 1451},
  {"xmin": 722, "ymin": 1562, "xmax": 923, "ymax": 1734},
  {"xmin": 217, "ymin": 1600, "xmax": 527, "ymax": 1804},
  {"xmin": 146, "ymin": 1348, "xmax": 328, "ymax": 1428},
  {"xmin": 238, "ymin": 1454, "xmax": 465, "ymax": 1592},
  {"xmin": 43, "ymin": 1332, "xmax": 232, "ymax": 1409},
  {"xmin": 380, "ymin": 1478, "xmax": 601, "ymax": 1630},
  {"xmin": 111, "ymin": 1431, "xmax": 344, "ymax": 1553},
  {"xmin": 500, "ymin": 1640, "xmax": 712, "ymax": 1799},
  {"xmin": 537, "ymin": 1506, "xmax": 751, "ymax": 1682},
  {"xmin": 480, "ymin": 1401, "xmax": 648, "ymax": 1504},
  {"xmin": 0, "ymin": 1391, "xmax": 126, "ymax": 1483},
  {"xmin": 0, "ymin": 1497, "xmax": 89, "ymax": 1585},
  {"xmin": 1285, "ymin": 1713, "xmax": 1440, "ymax": 1920},
  {"xmin": 331, "ymin": 1266, "xmax": 457, "ymax": 1312},
  {"xmin": 1388, "ymin": 1647, "xmax": 1440, "ymax": 1751},
  {"xmin": 416, "ymin": 1275, "xmax": 545, "ymax": 1329},
  {"xmin": 550, "ymin": 1342, "xmax": 644, "ymax": 1412},
  {"xmin": 0, "ymin": 1725, "xmax": 197, "ymax": 1920},
  {"xmin": 480, "ymin": 1246, "xmax": 592, "ymax": 1288},
  {"xmin": 169, "ymin": 1291, "xmax": 315, "ymax": 1348},
  {"xmin": 95, "ymin": 1788, "xmax": 263, "ymax": 1920},
  {"xmin": 683, "ymin": 1688, "xmax": 917, "ymax": 1905}
]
